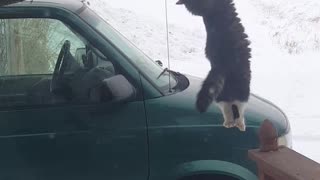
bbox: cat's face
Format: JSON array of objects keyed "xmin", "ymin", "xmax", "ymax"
[{"xmin": 176, "ymin": 0, "xmax": 215, "ymax": 16}]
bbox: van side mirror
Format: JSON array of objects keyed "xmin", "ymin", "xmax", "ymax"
[{"xmin": 101, "ymin": 75, "xmax": 136, "ymax": 102}]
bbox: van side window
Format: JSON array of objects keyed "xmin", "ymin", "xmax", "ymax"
[{"xmin": 0, "ymin": 18, "xmax": 116, "ymax": 107}]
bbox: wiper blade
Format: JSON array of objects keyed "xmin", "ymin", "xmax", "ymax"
[
  {"xmin": 157, "ymin": 68, "xmax": 174, "ymax": 79},
  {"xmin": 0, "ymin": 0, "xmax": 25, "ymax": 6}
]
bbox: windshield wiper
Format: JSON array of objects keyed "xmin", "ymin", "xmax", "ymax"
[{"xmin": 157, "ymin": 68, "xmax": 175, "ymax": 79}]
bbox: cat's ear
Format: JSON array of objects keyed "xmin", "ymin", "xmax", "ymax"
[{"xmin": 176, "ymin": 0, "xmax": 184, "ymax": 5}]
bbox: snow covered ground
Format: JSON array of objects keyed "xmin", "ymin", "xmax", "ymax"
[{"xmin": 89, "ymin": 0, "xmax": 320, "ymax": 162}]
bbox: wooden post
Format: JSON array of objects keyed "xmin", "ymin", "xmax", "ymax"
[
  {"xmin": 249, "ymin": 119, "xmax": 320, "ymax": 180},
  {"xmin": 258, "ymin": 120, "xmax": 278, "ymax": 152}
]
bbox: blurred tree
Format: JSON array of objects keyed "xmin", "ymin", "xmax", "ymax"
[
  {"xmin": 0, "ymin": 0, "xmax": 24, "ymax": 7},
  {"xmin": 0, "ymin": 19, "xmax": 52, "ymax": 75},
  {"xmin": 0, "ymin": 19, "xmax": 9, "ymax": 75},
  {"xmin": 0, "ymin": 18, "xmax": 84, "ymax": 76}
]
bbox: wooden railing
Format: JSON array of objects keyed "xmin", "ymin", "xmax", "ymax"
[{"xmin": 248, "ymin": 120, "xmax": 320, "ymax": 180}]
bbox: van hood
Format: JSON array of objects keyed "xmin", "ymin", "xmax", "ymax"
[{"xmin": 145, "ymin": 74, "xmax": 290, "ymax": 136}]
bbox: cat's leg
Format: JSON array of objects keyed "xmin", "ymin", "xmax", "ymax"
[
  {"xmin": 217, "ymin": 102, "xmax": 235, "ymax": 128},
  {"xmin": 233, "ymin": 101, "xmax": 247, "ymax": 131},
  {"xmin": 196, "ymin": 68, "xmax": 225, "ymax": 113}
]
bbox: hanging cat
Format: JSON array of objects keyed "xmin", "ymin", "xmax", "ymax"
[{"xmin": 177, "ymin": 0, "xmax": 252, "ymax": 131}]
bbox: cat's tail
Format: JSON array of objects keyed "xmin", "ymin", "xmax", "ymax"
[{"xmin": 196, "ymin": 68, "xmax": 225, "ymax": 113}]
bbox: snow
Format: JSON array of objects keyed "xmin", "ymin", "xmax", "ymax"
[{"xmin": 88, "ymin": 0, "xmax": 320, "ymax": 162}]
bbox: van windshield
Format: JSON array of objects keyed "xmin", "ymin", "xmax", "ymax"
[{"xmin": 79, "ymin": 7, "xmax": 177, "ymax": 93}]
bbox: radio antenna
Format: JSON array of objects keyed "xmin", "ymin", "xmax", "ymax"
[{"xmin": 164, "ymin": 0, "xmax": 172, "ymax": 92}]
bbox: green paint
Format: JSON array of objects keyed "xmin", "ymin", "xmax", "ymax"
[{"xmin": 0, "ymin": 1, "xmax": 290, "ymax": 180}]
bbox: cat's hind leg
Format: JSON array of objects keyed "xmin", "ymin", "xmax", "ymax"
[
  {"xmin": 217, "ymin": 101, "xmax": 247, "ymax": 131},
  {"xmin": 217, "ymin": 102, "xmax": 236, "ymax": 128},
  {"xmin": 196, "ymin": 68, "xmax": 225, "ymax": 113},
  {"xmin": 233, "ymin": 101, "xmax": 247, "ymax": 131}
]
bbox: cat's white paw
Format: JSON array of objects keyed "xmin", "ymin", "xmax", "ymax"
[
  {"xmin": 218, "ymin": 102, "xmax": 234, "ymax": 128},
  {"xmin": 218, "ymin": 101, "xmax": 247, "ymax": 131},
  {"xmin": 223, "ymin": 120, "xmax": 235, "ymax": 128},
  {"xmin": 235, "ymin": 118, "xmax": 246, "ymax": 131}
]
